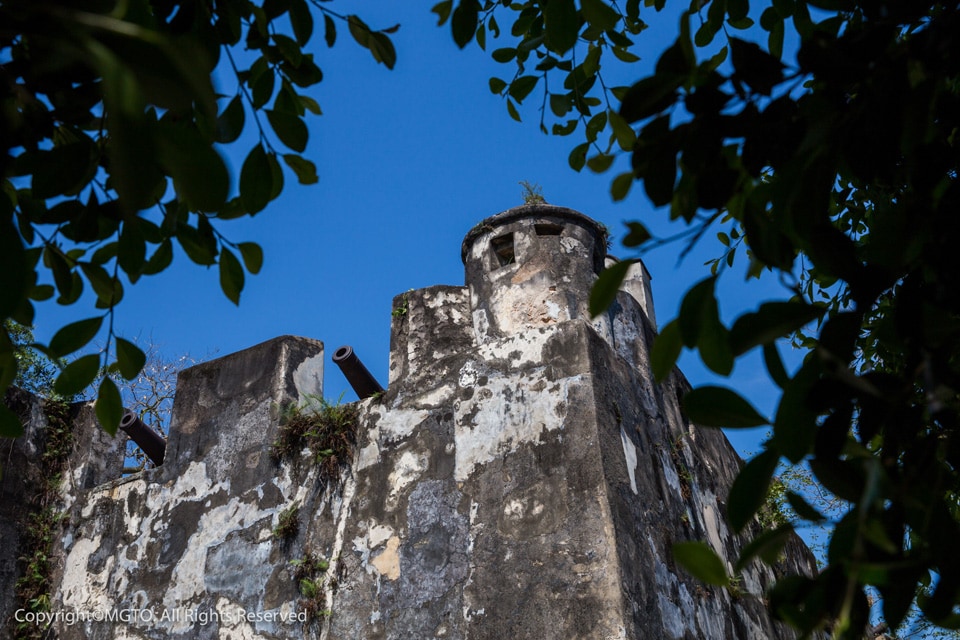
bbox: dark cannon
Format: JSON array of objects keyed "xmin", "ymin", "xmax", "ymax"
[
  {"xmin": 332, "ymin": 345, "xmax": 384, "ymax": 400},
  {"xmin": 120, "ymin": 409, "xmax": 166, "ymax": 466}
]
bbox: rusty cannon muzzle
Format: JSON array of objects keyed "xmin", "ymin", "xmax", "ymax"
[
  {"xmin": 120, "ymin": 409, "xmax": 166, "ymax": 466},
  {"xmin": 332, "ymin": 345, "xmax": 384, "ymax": 400}
]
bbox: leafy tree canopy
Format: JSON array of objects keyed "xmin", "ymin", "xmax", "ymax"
[
  {"xmin": 437, "ymin": 0, "xmax": 960, "ymax": 636},
  {"xmin": 3, "ymin": 0, "xmax": 960, "ymax": 636},
  {"xmin": 0, "ymin": 0, "xmax": 398, "ymax": 435}
]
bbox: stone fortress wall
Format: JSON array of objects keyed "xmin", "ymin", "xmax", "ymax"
[{"xmin": 1, "ymin": 205, "xmax": 816, "ymax": 639}]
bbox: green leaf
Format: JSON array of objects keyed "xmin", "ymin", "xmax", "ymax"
[
  {"xmin": 31, "ymin": 139, "xmax": 96, "ymax": 199},
  {"xmin": 509, "ymin": 75, "xmax": 539, "ymax": 103},
  {"xmin": 729, "ymin": 37, "xmax": 784, "ymax": 96},
  {"xmin": 115, "ymin": 338, "xmax": 146, "ymax": 381},
  {"xmin": 273, "ymin": 34, "xmax": 303, "ymax": 67},
  {"xmin": 237, "ymin": 242, "xmax": 264, "ymax": 274},
  {"xmin": 729, "ymin": 302, "xmax": 824, "ymax": 356},
  {"xmin": 489, "ymin": 77, "xmax": 507, "ymax": 93},
  {"xmin": 728, "ymin": 449, "xmax": 779, "ymax": 531},
  {"xmin": 432, "ymin": 0, "xmax": 453, "ymax": 25},
  {"xmin": 324, "ymin": 14, "xmax": 336, "ymax": 47},
  {"xmin": 367, "ymin": 32, "xmax": 397, "ymax": 69},
  {"xmin": 0, "ymin": 404, "xmax": 24, "ymax": 438},
  {"xmin": 773, "ymin": 360, "xmax": 819, "ymax": 463},
  {"xmin": 289, "ymin": 0, "xmax": 314, "ymax": 46},
  {"xmin": 156, "ymin": 123, "xmax": 230, "ymax": 212},
  {"xmin": 216, "ymin": 95, "xmax": 245, "ymax": 144},
  {"xmin": 590, "ymin": 260, "xmax": 631, "ymax": 317},
  {"xmin": 611, "ymin": 47, "xmax": 640, "ymax": 63},
  {"xmin": 698, "ymin": 296, "xmax": 732, "ymax": 375},
  {"xmin": 299, "ymin": 95, "xmax": 322, "ymax": 115},
  {"xmin": 582, "ymin": 0, "xmax": 620, "ymax": 31},
  {"xmin": 611, "ymin": 172, "xmax": 634, "ymax": 201},
  {"xmin": 735, "ymin": 524, "xmax": 794, "ymax": 571},
  {"xmin": 544, "ymin": 0, "xmax": 580, "ymax": 54},
  {"xmin": 672, "ymin": 542, "xmax": 729, "ymax": 586},
  {"xmin": 682, "ymin": 386, "xmax": 769, "ymax": 428},
  {"xmin": 451, "ymin": 0, "xmax": 479, "ymax": 48},
  {"xmin": 240, "ymin": 144, "xmax": 274, "ymax": 214},
  {"xmin": 79, "ymin": 263, "xmax": 120, "ymax": 307},
  {"xmin": 492, "ymin": 48, "xmax": 517, "ymax": 63},
  {"xmin": 0, "ymin": 215, "xmax": 28, "ymax": 319},
  {"xmin": 251, "ymin": 62, "xmax": 276, "ymax": 108},
  {"xmin": 267, "ymin": 151, "xmax": 284, "ymax": 199},
  {"xmin": 568, "ymin": 142, "xmax": 589, "ymax": 172},
  {"xmin": 651, "ymin": 319, "xmax": 682, "ymax": 381},
  {"xmin": 95, "ymin": 376, "xmax": 123, "ymax": 436},
  {"xmin": 608, "ymin": 111, "xmax": 637, "ymax": 151},
  {"xmin": 786, "ymin": 491, "xmax": 825, "ymax": 523},
  {"xmin": 176, "ymin": 222, "xmax": 217, "ymax": 266},
  {"xmin": 219, "ymin": 247, "xmax": 245, "ymax": 305},
  {"xmin": 506, "ymin": 99, "xmax": 522, "ymax": 122},
  {"xmin": 695, "ymin": 22, "xmax": 718, "ymax": 47},
  {"xmin": 266, "ymin": 110, "xmax": 308, "ymax": 152},
  {"xmin": 678, "ymin": 276, "xmax": 715, "ymax": 348},
  {"xmin": 118, "ymin": 220, "xmax": 146, "ymax": 281},
  {"xmin": 620, "ymin": 74, "xmax": 683, "ymax": 123},
  {"xmin": 587, "ymin": 153, "xmax": 614, "ymax": 173},
  {"xmin": 143, "ymin": 239, "xmax": 173, "ymax": 276},
  {"xmin": 768, "ymin": 19, "xmax": 784, "ymax": 59},
  {"xmin": 48, "ymin": 317, "xmax": 103, "ymax": 358},
  {"xmin": 282, "ymin": 154, "xmax": 318, "ymax": 185},
  {"xmin": 763, "ymin": 342, "xmax": 789, "ymax": 389},
  {"xmin": 54, "ymin": 354, "xmax": 100, "ymax": 397}
]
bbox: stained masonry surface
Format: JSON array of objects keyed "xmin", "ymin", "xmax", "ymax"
[{"xmin": 2, "ymin": 205, "xmax": 817, "ymax": 639}]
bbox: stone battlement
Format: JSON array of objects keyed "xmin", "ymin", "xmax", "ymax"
[{"xmin": 2, "ymin": 205, "xmax": 815, "ymax": 639}]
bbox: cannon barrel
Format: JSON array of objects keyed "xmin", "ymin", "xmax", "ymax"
[
  {"xmin": 120, "ymin": 409, "xmax": 166, "ymax": 466},
  {"xmin": 332, "ymin": 345, "xmax": 384, "ymax": 399}
]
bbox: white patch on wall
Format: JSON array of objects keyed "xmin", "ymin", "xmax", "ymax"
[
  {"xmin": 357, "ymin": 440, "xmax": 380, "ymax": 471},
  {"xmin": 386, "ymin": 449, "xmax": 429, "ymax": 508},
  {"xmin": 475, "ymin": 325, "xmax": 559, "ymax": 366},
  {"xmin": 560, "ymin": 236, "xmax": 583, "ymax": 254},
  {"xmin": 701, "ymin": 501, "xmax": 726, "ymax": 559},
  {"xmin": 620, "ymin": 427, "xmax": 639, "ymax": 494},
  {"xmin": 376, "ymin": 407, "xmax": 430, "ymax": 443},
  {"xmin": 215, "ymin": 597, "xmax": 264, "ymax": 639},
  {"xmin": 659, "ymin": 451, "xmax": 681, "ymax": 493},
  {"xmin": 292, "ymin": 352, "xmax": 324, "ymax": 403},
  {"xmin": 453, "ymin": 371, "xmax": 580, "ymax": 481}
]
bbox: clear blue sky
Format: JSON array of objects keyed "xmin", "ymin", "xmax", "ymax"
[{"xmin": 32, "ymin": 3, "xmax": 801, "ymax": 458}]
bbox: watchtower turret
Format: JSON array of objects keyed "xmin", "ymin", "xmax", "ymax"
[{"xmin": 461, "ymin": 204, "xmax": 607, "ymax": 341}]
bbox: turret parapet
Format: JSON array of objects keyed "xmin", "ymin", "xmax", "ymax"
[
  {"xmin": 461, "ymin": 204, "xmax": 609, "ymax": 341},
  {"xmin": 605, "ymin": 254, "xmax": 656, "ymax": 327}
]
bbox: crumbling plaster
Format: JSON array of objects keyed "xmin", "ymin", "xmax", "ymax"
[{"xmin": 2, "ymin": 205, "xmax": 818, "ymax": 640}]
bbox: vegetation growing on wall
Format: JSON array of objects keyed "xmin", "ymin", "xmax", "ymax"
[
  {"xmin": 12, "ymin": 400, "xmax": 72, "ymax": 640},
  {"xmin": 272, "ymin": 396, "xmax": 359, "ymax": 485},
  {"xmin": 273, "ymin": 502, "xmax": 301, "ymax": 542},
  {"xmin": 290, "ymin": 549, "xmax": 331, "ymax": 622}
]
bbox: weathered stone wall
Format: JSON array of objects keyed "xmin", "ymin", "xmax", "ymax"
[
  {"xmin": 1, "ymin": 389, "xmax": 125, "ymax": 638},
  {"xmin": 2, "ymin": 205, "xmax": 818, "ymax": 640},
  {"xmin": 53, "ymin": 336, "xmax": 325, "ymax": 640}
]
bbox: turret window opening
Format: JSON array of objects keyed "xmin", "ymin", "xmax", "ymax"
[
  {"xmin": 534, "ymin": 223, "xmax": 563, "ymax": 236},
  {"xmin": 491, "ymin": 233, "xmax": 515, "ymax": 268}
]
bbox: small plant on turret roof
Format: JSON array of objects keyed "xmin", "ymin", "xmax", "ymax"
[{"xmin": 519, "ymin": 180, "xmax": 546, "ymax": 204}]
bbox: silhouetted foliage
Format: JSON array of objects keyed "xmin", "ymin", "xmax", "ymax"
[{"xmin": 440, "ymin": 0, "xmax": 960, "ymax": 636}]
